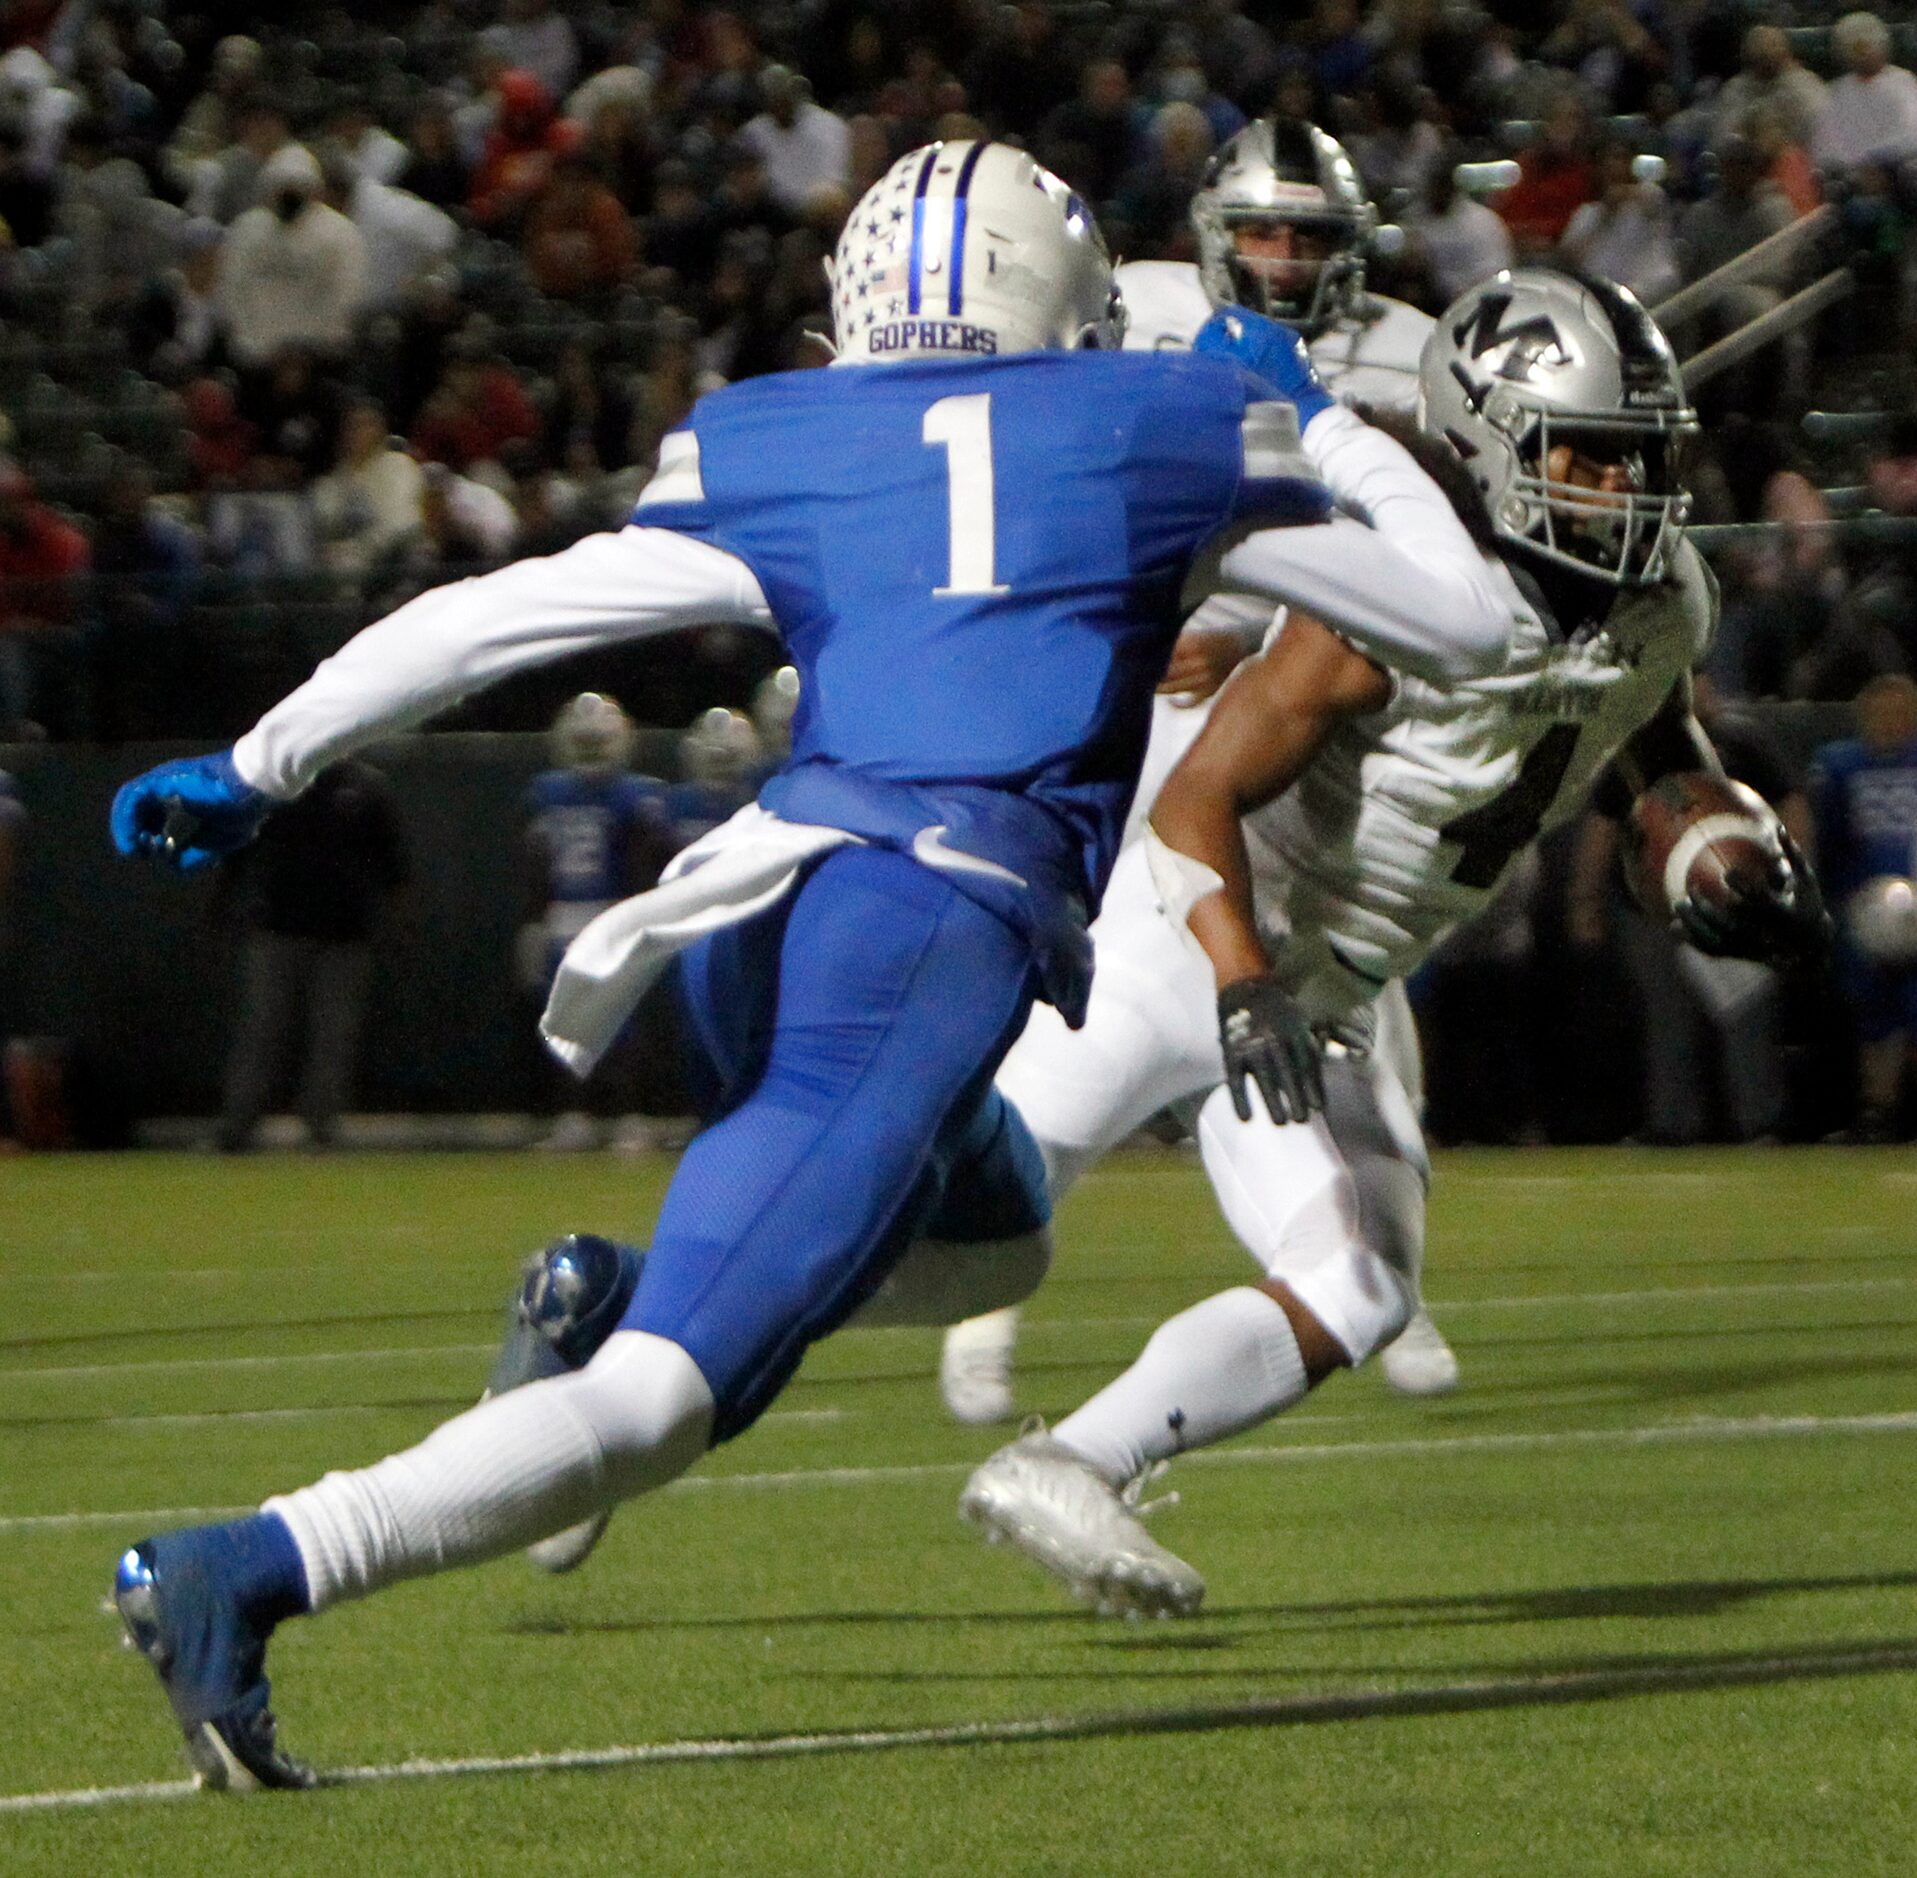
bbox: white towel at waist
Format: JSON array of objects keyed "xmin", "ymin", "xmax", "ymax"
[{"xmin": 540, "ymin": 802, "xmax": 861, "ymax": 1076}]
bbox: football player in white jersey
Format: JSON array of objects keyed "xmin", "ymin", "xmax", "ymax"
[
  {"xmin": 940, "ymin": 117, "xmax": 1459, "ymax": 1421},
  {"xmin": 956, "ymin": 269, "xmax": 1828, "ymax": 1616}
]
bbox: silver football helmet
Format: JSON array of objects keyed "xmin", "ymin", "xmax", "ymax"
[
  {"xmin": 1419, "ymin": 269, "xmax": 1697, "ymax": 586},
  {"xmin": 679, "ymin": 705, "xmax": 762, "ymax": 788},
  {"xmin": 1191, "ymin": 119, "xmax": 1376, "ymax": 336},
  {"xmin": 550, "ymin": 692, "xmax": 635, "ymax": 774}
]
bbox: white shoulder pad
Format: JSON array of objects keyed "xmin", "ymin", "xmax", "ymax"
[
  {"xmin": 1241, "ymin": 399, "xmax": 1312, "ymax": 484},
  {"xmin": 634, "ymin": 430, "xmax": 704, "ymax": 509},
  {"xmin": 1116, "ymin": 260, "xmax": 1211, "ymax": 354}
]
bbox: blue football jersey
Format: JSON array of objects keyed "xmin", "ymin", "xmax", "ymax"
[
  {"xmin": 1811, "ymin": 737, "xmax": 1917, "ymax": 898},
  {"xmin": 529, "ymin": 770, "xmax": 670, "ymax": 905},
  {"xmin": 632, "ymin": 349, "xmax": 1327, "ymax": 1016}
]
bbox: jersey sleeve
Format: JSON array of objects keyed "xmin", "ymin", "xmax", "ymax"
[{"xmin": 233, "ymin": 527, "xmax": 774, "ymax": 800}]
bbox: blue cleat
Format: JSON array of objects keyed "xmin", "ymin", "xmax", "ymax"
[
  {"xmin": 485, "ymin": 1234, "xmax": 644, "ymax": 1571},
  {"xmin": 113, "ymin": 1522, "xmax": 314, "ymax": 1791}
]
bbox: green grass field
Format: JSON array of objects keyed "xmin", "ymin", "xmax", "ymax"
[{"xmin": 2, "ymin": 1147, "xmax": 1914, "ymax": 1875}]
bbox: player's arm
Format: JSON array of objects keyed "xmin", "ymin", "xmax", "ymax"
[
  {"xmin": 1147, "ymin": 610, "xmax": 1391, "ymax": 1123},
  {"xmin": 112, "ymin": 528, "xmax": 775, "ymax": 869},
  {"xmin": 1195, "ymin": 308, "xmax": 1513, "ymax": 688}
]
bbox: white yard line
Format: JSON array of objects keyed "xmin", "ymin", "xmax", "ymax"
[
  {"xmin": 4, "ymin": 1639, "xmax": 1914, "ymax": 1815},
  {"xmin": 7, "ymin": 1407, "xmax": 1914, "ymax": 1535},
  {"xmin": 5, "ymin": 1272, "xmax": 1911, "ymax": 1389}
]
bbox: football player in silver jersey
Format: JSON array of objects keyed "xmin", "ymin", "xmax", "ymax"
[
  {"xmin": 956, "ymin": 270, "xmax": 1827, "ymax": 1616},
  {"xmin": 939, "ymin": 117, "xmax": 1459, "ymax": 1420}
]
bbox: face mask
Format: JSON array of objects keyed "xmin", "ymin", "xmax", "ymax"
[
  {"xmin": 1163, "ymin": 67, "xmax": 1204, "ymax": 102},
  {"xmin": 273, "ymin": 188, "xmax": 305, "ymax": 223}
]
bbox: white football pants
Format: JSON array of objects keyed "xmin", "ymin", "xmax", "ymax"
[{"xmin": 995, "ymin": 835, "xmax": 1428, "ymax": 1363}]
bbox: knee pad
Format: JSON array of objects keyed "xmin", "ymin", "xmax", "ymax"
[{"xmin": 1281, "ymin": 1235, "xmax": 1416, "ymax": 1366}]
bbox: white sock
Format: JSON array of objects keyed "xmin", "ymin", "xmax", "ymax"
[
  {"xmin": 267, "ymin": 1330, "xmax": 713, "ymax": 1610},
  {"xmin": 1054, "ymin": 1286, "xmax": 1308, "ymax": 1486}
]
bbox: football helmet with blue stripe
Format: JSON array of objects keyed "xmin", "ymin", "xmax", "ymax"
[{"xmin": 828, "ymin": 140, "xmax": 1123, "ymax": 364}]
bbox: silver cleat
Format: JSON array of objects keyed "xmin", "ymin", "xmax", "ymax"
[{"xmin": 959, "ymin": 1428, "xmax": 1205, "ymax": 1618}]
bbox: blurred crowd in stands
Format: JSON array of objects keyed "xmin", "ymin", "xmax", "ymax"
[
  {"xmin": 2, "ymin": 1, "xmax": 1917, "ymax": 1145},
  {"xmin": 0, "ymin": 2, "xmax": 1915, "ymax": 744}
]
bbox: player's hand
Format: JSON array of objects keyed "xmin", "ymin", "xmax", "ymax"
[
  {"xmin": 1218, "ymin": 974, "xmax": 1326, "ymax": 1125},
  {"xmin": 1157, "ymin": 626, "xmax": 1251, "ymax": 705},
  {"xmin": 110, "ymin": 750, "xmax": 271, "ymax": 872},
  {"xmin": 1193, "ymin": 306, "xmax": 1335, "ymax": 430},
  {"xmin": 1675, "ymin": 830, "xmax": 1831, "ymax": 966}
]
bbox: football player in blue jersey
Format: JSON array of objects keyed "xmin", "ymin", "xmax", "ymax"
[
  {"xmin": 523, "ymin": 693, "xmax": 674, "ymax": 1150},
  {"xmin": 1811, "ymin": 673, "xmax": 1917, "ymax": 1137},
  {"xmin": 105, "ymin": 140, "xmax": 1515, "ymax": 1789}
]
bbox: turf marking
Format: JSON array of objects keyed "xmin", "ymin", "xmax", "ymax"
[
  {"xmin": 10, "ymin": 1406, "xmax": 1913, "ymax": 1535},
  {"xmin": 7, "ymin": 1274, "xmax": 1911, "ymax": 1387},
  {"xmin": 5, "ymin": 1639, "xmax": 1916, "ymax": 1815}
]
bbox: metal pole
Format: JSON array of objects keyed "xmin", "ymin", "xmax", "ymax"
[
  {"xmin": 1651, "ymin": 205, "xmax": 1835, "ymax": 330},
  {"xmin": 1678, "ymin": 268, "xmax": 1854, "ymax": 392}
]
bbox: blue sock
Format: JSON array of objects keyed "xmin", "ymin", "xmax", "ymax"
[{"xmin": 194, "ymin": 1512, "xmax": 311, "ymax": 1627}]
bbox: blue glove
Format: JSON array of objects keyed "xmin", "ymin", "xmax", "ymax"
[
  {"xmin": 110, "ymin": 750, "xmax": 272, "ymax": 872},
  {"xmin": 1194, "ymin": 306, "xmax": 1336, "ymax": 431}
]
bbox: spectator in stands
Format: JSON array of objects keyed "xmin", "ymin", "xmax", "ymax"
[
  {"xmin": 414, "ymin": 461, "xmax": 516, "ymax": 567},
  {"xmin": 543, "ymin": 335, "xmax": 637, "ymax": 474},
  {"xmin": 409, "ymin": 339, "xmax": 540, "ymax": 474},
  {"xmin": 1538, "ymin": 0, "xmax": 1667, "ymax": 116},
  {"xmin": 187, "ymin": 98, "xmax": 292, "ymax": 225},
  {"xmin": 238, "ymin": 343, "xmax": 346, "ymax": 486},
  {"xmin": 217, "ymin": 143, "xmax": 369, "ymax": 371},
  {"xmin": 1744, "ymin": 102, "xmax": 1823, "ymax": 220},
  {"xmin": 125, "ymin": 217, "xmax": 225, "ymax": 381},
  {"xmin": 311, "ymin": 395, "xmax": 424, "ymax": 577},
  {"xmin": 1675, "ymin": 133, "xmax": 1797, "ymax": 409},
  {"xmin": 215, "ymin": 759, "xmax": 409, "ymax": 1153},
  {"xmin": 0, "ymin": 45, "xmax": 78, "ymax": 175},
  {"xmin": 1111, "ymin": 101, "xmax": 1212, "ymax": 258},
  {"xmin": 1811, "ymin": 674, "xmax": 1917, "ymax": 1138},
  {"xmin": 396, "ymin": 97, "xmax": 470, "ymax": 212},
  {"xmin": 181, "ymin": 374, "xmax": 259, "ymax": 491},
  {"xmin": 501, "ymin": 442, "xmax": 591, "ymax": 557},
  {"xmin": 569, "ymin": 71, "xmax": 656, "ymax": 211},
  {"xmin": 1836, "ymin": 413, "xmax": 1917, "ymax": 691},
  {"xmin": 86, "ymin": 459, "xmax": 201, "ymax": 742},
  {"xmin": 523, "ymin": 149, "xmax": 635, "ymax": 300},
  {"xmin": 1345, "ymin": 70, "xmax": 1445, "ymax": 209},
  {"xmin": 1040, "ymin": 59, "xmax": 1145, "ymax": 206},
  {"xmin": 640, "ymin": 155, "xmax": 719, "ymax": 294},
  {"xmin": 1307, "ymin": 0, "xmax": 1374, "ymax": 103},
  {"xmin": 709, "ymin": 140, "xmax": 797, "ymax": 246},
  {"xmin": 1713, "ymin": 25, "xmax": 1827, "ymax": 156},
  {"xmin": 467, "ymin": 68, "xmax": 569, "ymax": 231},
  {"xmin": 495, "ymin": 0, "xmax": 581, "ymax": 103},
  {"xmin": 0, "ymin": 457, "xmax": 89, "ymax": 739},
  {"xmin": 0, "ymin": 124, "xmax": 51, "ymax": 247},
  {"xmin": 162, "ymin": 33, "xmax": 264, "ymax": 200},
  {"xmin": 1812, "ymin": 12, "xmax": 1917, "ymax": 180},
  {"xmin": 1407, "ymin": 155, "xmax": 1514, "ymax": 307},
  {"xmin": 319, "ymin": 144, "xmax": 458, "ymax": 311},
  {"xmin": 56, "ymin": 114, "xmax": 176, "ymax": 313},
  {"xmin": 738, "ymin": 65, "xmax": 851, "ymax": 215},
  {"xmin": 1496, "ymin": 88, "xmax": 1598, "ymax": 256},
  {"xmin": 962, "ymin": 2, "xmax": 1073, "ymax": 136},
  {"xmin": 1559, "ymin": 134, "xmax": 1679, "ymax": 303},
  {"xmin": 1143, "ymin": 29, "xmax": 1244, "ymax": 149},
  {"xmin": 325, "ymin": 102, "xmax": 408, "ymax": 188}
]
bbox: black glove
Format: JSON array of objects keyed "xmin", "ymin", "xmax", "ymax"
[
  {"xmin": 1676, "ymin": 830, "xmax": 1832, "ymax": 966},
  {"xmin": 1218, "ymin": 974, "xmax": 1326, "ymax": 1125}
]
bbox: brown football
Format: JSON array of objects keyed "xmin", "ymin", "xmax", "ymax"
[{"xmin": 1625, "ymin": 771, "xmax": 1784, "ymax": 921}]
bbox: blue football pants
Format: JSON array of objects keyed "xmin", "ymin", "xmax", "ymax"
[{"xmin": 622, "ymin": 847, "xmax": 1042, "ymax": 1440}]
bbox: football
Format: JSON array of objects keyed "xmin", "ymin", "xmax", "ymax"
[{"xmin": 1625, "ymin": 771, "xmax": 1786, "ymax": 923}]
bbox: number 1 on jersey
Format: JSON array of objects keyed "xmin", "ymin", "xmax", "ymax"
[{"xmin": 924, "ymin": 392, "xmax": 1010, "ymax": 597}]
